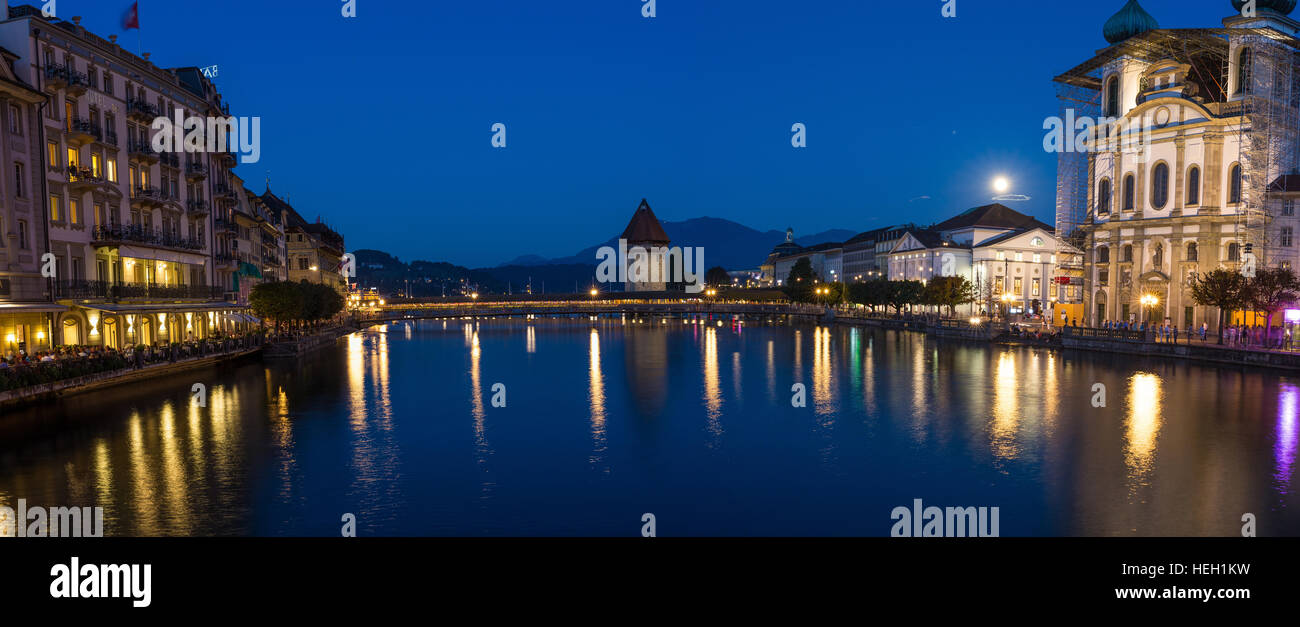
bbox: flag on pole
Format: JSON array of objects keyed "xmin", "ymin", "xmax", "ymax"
[{"xmin": 122, "ymin": 2, "xmax": 140, "ymax": 30}]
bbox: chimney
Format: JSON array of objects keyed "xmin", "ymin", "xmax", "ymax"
[
  {"xmin": 109, "ymin": 34, "xmax": 118, "ymax": 44},
  {"xmin": 142, "ymin": 52, "xmax": 151, "ymax": 61},
  {"xmin": 72, "ymin": 16, "xmax": 81, "ymax": 25}
]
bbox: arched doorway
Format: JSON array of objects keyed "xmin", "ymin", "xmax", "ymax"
[{"xmin": 62, "ymin": 316, "xmax": 82, "ymax": 346}]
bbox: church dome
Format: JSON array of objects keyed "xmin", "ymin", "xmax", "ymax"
[
  {"xmin": 1231, "ymin": 0, "xmax": 1296, "ymax": 14},
  {"xmin": 1104, "ymin": 0, "xmax": 1159, "ymax": 44}
]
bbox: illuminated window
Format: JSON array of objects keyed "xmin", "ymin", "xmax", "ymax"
[
  {"xmin": 49, "ymin": 194, "xmax": 61, "ymax": 222},
  {"xmin": 1013, "ymin": 277, "xmax": 1023, "ymax": 295},
  {"xmin": 107, "ymin": 157, "xmax": 117, "ymax": 182},
  {"xmin": 1031, "ymin": 278, "xmax": 1041, "ymax": 297},
  {"xmin": 91, "ymin": 153, "xmax": 102, "ymax": 178},
  {"xmin": 1015, "ymin": 252, "xmax": 1024, "ymax": 262},
  {"xmin": 70, "ymin": 199, "xmax": 80, "ymax": 225}
]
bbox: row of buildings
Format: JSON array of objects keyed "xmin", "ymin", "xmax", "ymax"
[
  {"xmin": 0, "ymin": 4, "xmax": 346, "ymax": 353},
  {"xmin": 759, "ymin": 204, "xmax": 1087, "ymax": 322},
  {"xmin": 763, "ymin": 1, "xmax": 1300, "ymax": 330}
]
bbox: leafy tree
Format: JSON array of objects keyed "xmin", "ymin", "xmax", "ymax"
[
  {"xmin": 885, "ymin": 280, "xmax": 925, "ymax": 314},
  {"xmin": 848, "ymin": 279, "xmax": 889, "ymax": 312},
  {"xmin": 705, "ymin": 266, "xmax": 732, "ymax": 287},
  {"xmin": 1190, "ymin": 268, "xmax": 1248, "ymax": 344},
  {"xmin": 250, "ymin": 282, "xmax": 304, "ymax": 331},
  {"xmin": 785, "ymin": 258, "xmax": 818, "ymax": 302},
  {"xmin": 924, "ymin": 276, "xmax": 977, "ymax": 318},
  {"xmin": 1245, "ymin": 266, "xmax": 1300, "ymax": 339}
]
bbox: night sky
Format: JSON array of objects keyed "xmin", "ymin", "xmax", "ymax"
[{"xmin": 49, "ymin": 0, "xmax": 1246, "ymax": 266}]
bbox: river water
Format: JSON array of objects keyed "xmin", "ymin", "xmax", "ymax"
[{"xmin": 1, "ymin": 318, "xmax": 1296, "ymax": 536}]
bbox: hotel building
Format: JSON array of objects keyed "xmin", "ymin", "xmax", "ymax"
[{"xmin": 0, "ymin": 5, "xmax": 266, "ymax": 347}]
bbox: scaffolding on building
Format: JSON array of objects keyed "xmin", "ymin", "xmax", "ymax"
[
  {"xmin": 1054, "ymin": 27, "xmax": 1300, "ymax": 278},
  {"xmin": 1234, "ymin": 34, "xmax": 1300, "ymax": 269}
]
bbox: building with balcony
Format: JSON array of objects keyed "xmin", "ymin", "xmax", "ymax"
[
  {"xmin": 261, "ymin": 190, "xmax": 346, "ymax": 294},
  {"xmin": 0, "ymin": 40, "xmax": 62, "ymax": 354},
  {"xmin": 0, "ymin": 6, "xmax": 250, "ymax": 347},
  {"xmin": 230, "ymin": 178, "xmax": 287, "ymax": 303}
]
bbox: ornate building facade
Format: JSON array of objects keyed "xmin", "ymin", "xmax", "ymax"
[{"xmin": 1062, "ymin": 0, "xmax": 1300, "ymax": 328}]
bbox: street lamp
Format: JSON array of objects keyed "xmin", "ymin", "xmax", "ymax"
[{"xmin": 1140, "ymin": 293, "xmax": 1158, "ymax": 325}]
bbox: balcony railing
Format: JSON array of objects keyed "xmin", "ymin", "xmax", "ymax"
[
  {"xmin": 92, "ymin": 224, "xmax": 205, "ymax": 251},
  {"xmin": 186, "ymin": 162, "xmax": 208, "ymax": 177},
  {"xmin": 52, "ymin": 279, "xmax": 224, "ymax": 301},
  {"xmin": 67, "ymin": 165, "xmax": 106, "ymax": 186},
  {"xmin": 67, "ymin": 118, "xmax": 101, "ymax": 141},
  {"xmin": 132, "ymin": 186, "xmax": 161, "ymax": 202},
  {"xmin": 160, "ymin": 152, "xmax": 180, "ymax": 168},
  {"xmin": 127, "ymin": 99, "xmax": 159, "ymax": 119},
  {"xmin": 128, "ymin": 140, "xmax": 160, "ymax": 158},
  {"xmin": 188, "ymin": 199, "xmax": 209, "ymax": 213}
]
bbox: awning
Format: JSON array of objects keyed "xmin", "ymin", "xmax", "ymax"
[
  {"xmin": 118, "ymin": 245, "xmax": 207, "ymax": 266},
  {"xmin": 0, "ymin": 302, "xmax": 68, "ymax": 313}
]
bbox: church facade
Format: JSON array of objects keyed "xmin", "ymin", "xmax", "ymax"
[{"xmin": 1062, "ymin": 0, "xmax": 1300, "ymax": 328}]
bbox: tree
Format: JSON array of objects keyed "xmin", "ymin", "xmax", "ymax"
[
  {"xmin": 885, "ymin": 280, "xmax": 925, "ymax": 314},
  {"xmin": 1190, "ymin": 268, "xmax": 1248, "ymax": 344},
  {"xmin": 705, "ymin": 266, "xmax": 732, "ymax": 287},
  {"xmin": 848, "ymin": 279, "xmax": 888, "ymax": 312},
  {"xmin": 249, "ymin": 282, "xmax": 304, "ymax": 332},
  {"xmin": 785, "ymin": 258, "xmax": 818, "ymax": 302},
  {"xmin": 1245, "ymin": 266, "xmax": 1300, "ymax": 339},
  {"xmin": 924, "ymin": 276, "xmax": 977, "ymax": 318}
]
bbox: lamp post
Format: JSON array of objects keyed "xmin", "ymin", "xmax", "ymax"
[{"xmin": 1141, "ymin": 293, "xmax": 1158, "ymax": 327}]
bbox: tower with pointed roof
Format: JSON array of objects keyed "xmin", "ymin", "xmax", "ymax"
[{"xmin": 621, "ymin": 199, "xmax": 672, "ymax": 292}]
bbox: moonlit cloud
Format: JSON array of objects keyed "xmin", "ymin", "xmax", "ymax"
[{"xmin": 993, "ymin": 194, "xmax": 1032, "ymax": 202}]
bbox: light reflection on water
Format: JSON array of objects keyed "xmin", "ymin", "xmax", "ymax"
[{"xmin": 0, "ymin": 319, "xmax": 1296, "ymax": 537}]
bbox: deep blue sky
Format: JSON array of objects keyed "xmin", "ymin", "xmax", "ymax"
[{"xmin": 54, "ymin": 0, "xmax": 1242, "ymax": 267}]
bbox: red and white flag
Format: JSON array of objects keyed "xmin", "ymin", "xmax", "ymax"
[{"xmin": 122, "ymin": 2, "xmax": 140, "ymax": 30}]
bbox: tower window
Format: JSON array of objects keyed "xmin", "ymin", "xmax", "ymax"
[{"xmin": 1151, "ymin": 163, "xmax": 1169, "ymax": 209}]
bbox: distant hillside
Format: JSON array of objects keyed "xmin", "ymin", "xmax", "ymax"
[
  {"xmin": 352, "ymin": 249, "xmax": 505, "ymax": 296},
  {"xmin": 355, "ymin": 217, "xmax": 861, "ymax": 297},
  {"xmin": 500, "ymin": 217, "xmax": 857, "ymax": 270}
]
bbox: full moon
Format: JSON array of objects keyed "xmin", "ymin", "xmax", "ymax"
[{"xmin": 993, "ymin": 177, "xmax": 1010, "ymax": 193}]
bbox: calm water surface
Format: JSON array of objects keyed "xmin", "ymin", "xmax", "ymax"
[{"xmin": 1, "ymin": 319, "xmax": 1297, "ymax": 536}]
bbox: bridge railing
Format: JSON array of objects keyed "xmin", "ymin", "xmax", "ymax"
[{"xmin": 357, "ymin": 301, "xmax": 829, "ymax": 321}]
